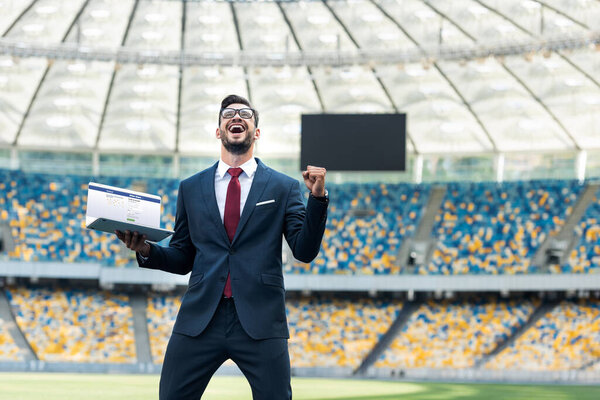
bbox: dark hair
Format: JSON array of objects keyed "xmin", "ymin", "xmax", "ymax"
[{"xmin": 219, "ymin": 94, "xmax": 259, "ymax": 127}]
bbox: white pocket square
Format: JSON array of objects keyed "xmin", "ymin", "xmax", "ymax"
[{"xmin": 256, "ymin": 199, "xmax": 275, "ymax": 206}]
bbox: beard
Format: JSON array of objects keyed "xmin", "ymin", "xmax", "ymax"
[{"xmin": 220, "ymin": 127, "xmax": 255, "ymax": 155}]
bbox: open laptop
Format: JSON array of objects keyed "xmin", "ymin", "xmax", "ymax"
[{"xmin": 85, "ymin": 182, "xmax": 174, "ymax": 242}]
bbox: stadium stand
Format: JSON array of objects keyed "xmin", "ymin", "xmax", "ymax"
[
  {"xmin": 5, "ymin": 286, "xmax": 136, "ymax": 363},
  {"xmin": 0, "ymin": 317, "xmax": 24, "ymax": 361},
  {"xmin": 375, "ymin": 295, "xmax": 539, "ymax": 369},
  {"xmin": 2, "ymin": 283, "xmax": 600, "ymax": 381},
  {"xmin": 563, "ymin": 188, "xmax": 600, "ymax": 274},
  {"xmin": 3, "ymin": 169, "xmax": 596, "ymax": 276},
  {"xmin": 146, "ymin": 293, "xmax": 400, "ymax": 368},
  {"xmin": 0, "ymin": 169, "xmax": 177, "ymax": 266},
  {"xmin": 146, "ymin": 294, "xmax": 181, "ymax": 364},
  {"xmin": 426, "ymin": 180, "xmax": 584, "ymax": 275},
  {"xmin": 286, "ymin": 296, "xmax": 401, "ymax": 368},
  {"xmin": 486, "ymin": 299, "xmax": 600, "ymax": 371},
  {"xmin": 288, "ymin": 183, "xmax": 430, "ymax": 274}
]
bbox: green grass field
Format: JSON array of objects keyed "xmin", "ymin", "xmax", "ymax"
[{"xmin": 0, "ymin": 373, "xmax": 599, "ymax": 400}]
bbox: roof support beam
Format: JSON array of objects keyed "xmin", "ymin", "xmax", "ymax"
[
  {"xmin": 322, "ymin": 0, "xmax": 419, "ymax": 153},
  {"xmin": 533, "ymin": 0, "xmax": 590, "ymax": 30},
  {"xmin": 229, "ymin": 2, "xmax": 252, "ymax": 103},
  {"xmin": 174, "ymin": 1, "xmax": 187, "ymax": 154},
  {"xmin": 276, "ymin": 2, "xmax": 325, "ymax": 112},
  {"xmin": 472, "ymin": 0, "xmax": 600, "ymax": 91},
  {"xmin": 1, "ymin": 0, "xmax": 39, "ymax": 38},
  {"xmin": 95, "ymin": 0, "xmax": 140, "ymax": 150},
  {"xmin": 423, "ymin": 0, "xmax": 580, "ymax": 151},
  {"xmin": 470, "ymin": 0, "xmax": 584, "ymax": 150},
  {"xmin": 375, "ymin": 0, "xmax": 497, "ymax": 153},
  {"xmin": 500, "ymin": 63, "xmax": 580, "ymax": 150},
  {"xmin": 12, "ymin": 0, "xmax": 92, "ymax": 147}
]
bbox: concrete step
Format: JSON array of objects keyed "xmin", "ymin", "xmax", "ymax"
[
  {"xmin": 475, "ymin": 300, "xmax": 558, "ymax": 368},
  {"xmin": 354, "ymin": 300, "xmax": 422, "ymax": 376},
  {"xmin": 532, "ymin": 183, "xmax": 600, "ymax": 269},
  {"xmin": 0, "ymin": 290, "xmax": 36, "ymax": 361},
  {"xmin": 130, "ymin": 294, "xmax": 153, "ymax": 364}
]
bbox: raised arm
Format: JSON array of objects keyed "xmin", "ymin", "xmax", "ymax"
[{"xmin": 284, "ymin": 166, "xmax": 328, "ymax": 263}]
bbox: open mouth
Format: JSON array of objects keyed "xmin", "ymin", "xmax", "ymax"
[{"xmin": 228, "ymin": 123, "xmax": 246, "ymax": 134}]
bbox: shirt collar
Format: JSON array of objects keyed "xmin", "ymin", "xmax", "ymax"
[{"xmin": 216, "ymin": 157, "xmax": 257, "ymax": 180}]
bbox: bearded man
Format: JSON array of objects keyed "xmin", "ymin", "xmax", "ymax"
[{"xmin": 116, "ymin": 94, "xmax": 328, "ymax": 399}]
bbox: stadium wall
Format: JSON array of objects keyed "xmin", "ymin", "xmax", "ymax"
[
  {"xmin": 366, "ymin": 367, "xmax": 600, "ymax": 385},
  {"xmin": 1, "ymin": 361, "xmax": 599, "ymax": 385},
  {"xmin": 1, "ymin": 261, "xmax": 600, "ymax": 292}
]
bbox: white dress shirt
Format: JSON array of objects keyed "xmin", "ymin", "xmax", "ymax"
[
  {"xmin": 214, "ymin": 157, "xmax": 257, "ymax": 222},
  {"xmin": 139, "ymin": 158, "xmax": 257, "ymax": 262}
]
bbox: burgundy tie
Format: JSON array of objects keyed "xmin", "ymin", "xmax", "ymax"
[{"xmin": 223, "ymin": 167, "xmax": 243, "ymax": 297}]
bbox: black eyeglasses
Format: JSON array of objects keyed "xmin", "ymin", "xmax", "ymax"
[{"xmin": 220, "ymin": 108, "xmax": 255, "ymax": 119}]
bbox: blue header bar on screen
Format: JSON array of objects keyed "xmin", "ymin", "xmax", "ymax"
[{"xmin": 88, "ymin": 184, "xmax": 161, "ymax": 204}]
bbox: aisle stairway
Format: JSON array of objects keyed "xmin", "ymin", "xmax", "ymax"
[
  {"xmin": 130, "ymin": 294, "xmax": 153, "ymax": 364},
  {"xmin": 354, "ymin": 300, "xmax": 422, "ymax": 375},
  {"xmin": 474, "ymin": 300, "xmax": 559, "ymax": 367},
  {"xmin": 400, "ymin": 186, "xmax": 447, "ymax": 272},
  {"xmin": 533, "ymin": 182, "xmax": 600, "ymax": 270},
  {"xmin": 0, "ymin": 290, "xmax": 36, "ymax": 361}
]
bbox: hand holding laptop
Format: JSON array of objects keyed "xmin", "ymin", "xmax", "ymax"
[{"xmin": 115, "ymin": 230, "xmax": 150, "ymax": 257}]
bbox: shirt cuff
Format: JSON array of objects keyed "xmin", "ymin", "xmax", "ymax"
[{"xmin": 310, "ymin": 189, "xmax": 329, "ymax": 203}]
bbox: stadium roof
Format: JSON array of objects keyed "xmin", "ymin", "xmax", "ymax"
[{"xmin": 0, "ymin": 0, "xmax": 599, "ymax": 158}]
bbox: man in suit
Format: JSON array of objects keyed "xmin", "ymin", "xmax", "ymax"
[{"xmin": 116, "ymin": 94, "xmax": 328, "ymax": 399}]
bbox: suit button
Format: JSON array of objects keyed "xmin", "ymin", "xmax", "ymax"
[{"xmin": 229, "ymin": 249, "xmax": 235, "ymax": 255}]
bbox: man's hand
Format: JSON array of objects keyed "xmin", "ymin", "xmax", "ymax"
[
  {"xmin": 115, "ymin": 230, "xmax": 150, "ymax": 257},
  {"xmin": 302, "ymin": 165, "xmax": 327, "ymax": 197}
]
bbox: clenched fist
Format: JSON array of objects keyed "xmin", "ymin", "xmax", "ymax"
[{"xmin": 302, "ymin": 165, "xmax": 327, "ymax": 197}]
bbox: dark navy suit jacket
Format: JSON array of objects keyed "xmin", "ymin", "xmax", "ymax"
[{"xmin": 138, "ymin": 159, "xmax": 328, "ymax": 340}]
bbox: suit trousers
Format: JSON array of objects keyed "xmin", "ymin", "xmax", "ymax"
[{"xmin": 159, "ymin": 297, "xmax": 292, "ymax": 400}]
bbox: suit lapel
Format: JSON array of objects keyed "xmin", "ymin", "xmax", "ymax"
[
  {"xmin": 232, "ymin": 159, "xmax": 272, "ymax": 245},
  {"xmin": 200, "ymin": 162, "xmax": 230, "ymax": 244}
]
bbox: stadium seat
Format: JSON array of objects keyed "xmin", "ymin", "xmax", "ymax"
[
  {"xmin": 286, "ymin": 295, "xmax": 401, "ymax": 367},
  {"xmin": 376, "ymin": 296, "xmax": 539, "ymax": 368},
  {"xmin": 287, "ymin": 183, "xmax": 430, "ymax": 274},
  {"xmin": 562, "ymin": 188, "xmax": 600, "ymax": 274},
  {"xmin": 486, "ymin": 299, "xmax": 600, "ymax": 371},
  {"xmin": 0, "ymin": 317, "xmax": 25, "ymax": 361},
  {"xmin": 5, "ymin": 286, "xmax": 136, "ymax": 363},
  {"xmin": 426, "ymin": 180, "xmax": 583, "ymax": 275}
]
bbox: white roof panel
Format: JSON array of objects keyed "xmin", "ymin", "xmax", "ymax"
[
  {"xmin": 99, "ymin": 64, "xmax": 179, "ymax": 152},
  {"xmin": 0, "ymin": 57, "xmax": 47, "ymax": 145},
  {"xmin": 374, "ymin": 0, "xmax": 472, "ymax": 48},
  {"xmin": 179, "ymin": 67, "xmax": 247, "ymax": 155},
  {"xmin": 63, "ymin": 0, "xmax": 135, "ymax": 48},
  {"xmin": 235, "ymin": 2, "xmax": 298, "ymax": 52},
  {"xmin": 281, "ymin": 1, "xmax": 356, "ymax": 51},
  {"xmin": 5, "ymin": 0, "xmax": 86, "ymax": 44},
  {"xmin": 125, "ymin": 0, "xmax": 181, "ymax": 51},
  {"xmin": 249, "ymin": 66, "xmax": 321, "ymax": 157},
  {"xmin": 0, "ymin": 1, "xmax": 32, "ymax": 36},
  {"xmin": 377, "ymin": 63, "xmax": 493, "ymax": 154},
  {"xmin": 312, "ymin": 66, "xmax": 393, "ymax": 112},
  {"xmin": 185, "ymin": 1, "xmax": 239, "ymax": 52},
  {"xmin": 506, "ymin": 53, "xmax": 600, "ymax": 149},
  {"xmin": 19, "ymin": 60, "xmax": 113, "ymax": 149},
  {"xmin": 439, "ymin": 58, "xmax": 575, "ymax": 152},
  {"xmin": 328, "ymin": 0, "xmax": 417, "ymax": 51}
]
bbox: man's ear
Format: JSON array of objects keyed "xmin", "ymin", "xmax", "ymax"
[
  {"xmin": 216, "ymin": 127, "xmax": 221, "ymax": 139},
  {"xmin": 254, "ymin": 128, "xmax": 260, "ymax": 140}
]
